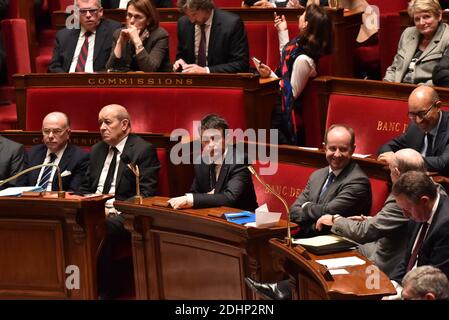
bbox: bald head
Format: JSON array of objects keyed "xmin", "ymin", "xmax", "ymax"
[
  {"xmin": 98, "ymin": 104, "xmax": 131, "ymax": 146},
  {"xmin": 408, "ymin": 86, "xmax": 441, "ymax": 133},
  {"xmin": 409, "ymin": 86, "xmax": 439, "ymax": 107},
  {"xmin": 42, "ymin": 112, "xmax": 71, "ymax": 153},
  {"xmin": 389, "ymin": 148, "xmax": 426, "ymax": 183}
]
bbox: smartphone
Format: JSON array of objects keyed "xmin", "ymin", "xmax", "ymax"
[{"xmin": 252, "ymin": 56, "xmax": 262, "ymax": 66}]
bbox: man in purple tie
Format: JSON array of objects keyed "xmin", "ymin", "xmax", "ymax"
[
  {"xmin": 173, "ymin": 0, "xmax": 249, "ymax": 73},
  {"xmin": 388, "ymin": 171, "xmax": 449, "ymax": 298}
]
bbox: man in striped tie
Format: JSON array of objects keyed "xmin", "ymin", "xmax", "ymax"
[
  {"xmin": 388, "ymin": 171, "xmax": 449, "ymax": 299},
  {"xmin": 21, "ymin": 112, "xmax": 88, "ymax": 192},
  {"xmin": 48, "ymin": 0, "xmax": 121, "ymax": 73}
]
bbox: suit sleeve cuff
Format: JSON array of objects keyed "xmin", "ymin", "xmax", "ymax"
[{"xmin": 186, "ymin": 193, "xmax": 194, "ymax": 206}]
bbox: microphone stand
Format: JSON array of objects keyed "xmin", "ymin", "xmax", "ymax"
[
  {"xmin": 0, "ymin": 163, "xmax": 65, "ymax": 198},
  {"xmin": 247, "ymin": 165, "xmax": 292, "ymax": 247},
  {"xmin": 127, "ymin": 163, "xmax": 142, "ymax": 204}
]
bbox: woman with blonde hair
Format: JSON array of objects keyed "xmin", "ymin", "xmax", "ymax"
[{"xmin": 384, "ymin": 0, "xmax": 449, "ymax": 84}]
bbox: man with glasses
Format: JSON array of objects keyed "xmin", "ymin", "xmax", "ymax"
[
  {"xmin": 49, "ymin": 0, "xmax": 121, "ymax": 73},
  {"xmin": 378, "ymin": 85, "xmax": 449, "ymax": 175},
  {"xmin": 173, "ymin": 0, "xmax": 249, "ymax": 73},
  {"xmin": 21, "ymin": 112, "xmax": 88, "ymax": 192}
]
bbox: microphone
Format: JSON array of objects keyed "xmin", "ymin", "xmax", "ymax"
[
  {"xmin": 0, "ymin": 163, "xmax": 65, "ymax": 198},
  {"xmin": 121, "ymin": 153, "xmax": 142, "ymax": 204},
  {"xmin": 247, "ymin": 165, "xmax": 292, "ymax": 247}
]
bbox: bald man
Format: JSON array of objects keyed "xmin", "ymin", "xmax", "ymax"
[
  {"xmin": 80, "ymin": 104, "xmax": 160, "ymax": 299},
  {"xmin": 378, "ymin": 86, "xmax": 449, "ymax": 176},
  {"xmin": 80, "ymin": 104, "xmax": 160, "ymax": 205},
  {"xmin": 22, "ymin": 112, "xmax": 88, "ymax": 192}
]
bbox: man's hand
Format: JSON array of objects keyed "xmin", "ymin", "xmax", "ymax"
[
  {"xmin": 173, "ymin": 58, "xmax": 187, "ymax": 72},
  {"xmin": 182, "ymin": 64, "xmax": 207, "ymax": 73},
  {"xmin": 316, "ymin": 214, "xmax": 334, "ymax": 231},
  {"xmin": 377, "ymin": 151, "xmax": 395, "ymax": 164},
  {"xmin": 168, "ymin": 196, "xmax": 192, "ymax": 210}
]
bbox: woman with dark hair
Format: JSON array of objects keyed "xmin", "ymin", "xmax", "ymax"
[
  {"xmin": 255, "ymin": 4, "xmax": 330, "ymax": 145},
  {"xmin": 106, "ymin": 0, "xmax": 171, "ymax": 72}
]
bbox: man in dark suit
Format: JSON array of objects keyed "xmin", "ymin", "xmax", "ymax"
[
  {"xmin": 173, "ymin": 0, "xmax": 249, "ymax": 73},
  {"xmin": 290, "ymin": 124, "xmax": 372, "ymax": 238},
  {"xmin": 48, "ymin": 0, "xmax": 121, "ymax": 73},
  {"xmin": 80, "ymin": 104, "xmax": 159, "ymax": 299},
  {"xmin": 103, "ymin": 0, "xmax": 172, "ymax": 8},
  {"xmin": 378, "ymin": 86, "xmax": 449, "ymax": 176},
  {"xmin": 245, "ymin": 124, "xmax": 372, "ymax": 300},
  {"xmin": 168, "ymin": 114, "xmax": 258, "ymax": 212},
  {"xmin": 0, "ymin": 135, "xmax": 25, "ymax": 190},
  {"xmin": 22, "ymin": 112, "xmax": 88, "ymax": 192},
  {"xmin": 80, "ymin": 104, "xmax": 160, "ymax": 210},
  {"xmin": 387, "ymin": 171, "xmax": 449, "ymax": 299}
]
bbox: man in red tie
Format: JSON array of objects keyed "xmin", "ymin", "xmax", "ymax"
[
  {"xmin": 49, "ymin": 0, "xmax": 121, "ymax": 73},
  {"xmin": 389, "ymin": 171, "xmax": 449, "ymax": 297}
]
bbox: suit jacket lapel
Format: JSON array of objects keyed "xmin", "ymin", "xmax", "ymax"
[
  {"xmin": 52, "ymin": 144, "xmax": 72, "ymax": 188},
  {"xmin": 434, "ymin": 112, "xmax": 449, "ymax": 154},
  {"xmin": 66, "ymin": 29, "xmax": 81, "ymax": 68},
  {"xmin": 31, "ymin": 146, "xmax": 47, "ymax": 185},
  {"xmin": 186, "ymin": 23, "xmax": 195, "ymax": 63},
  {"xmin": 208, "ymin": 12, "xmax": 220, "ymax": 66},
  {"xmin": 93, "ymin": 142, "xmax": 109, "ymax": 189},
  {"xmin": 93, "ymin": 20, "xmax": 106, "ymax": 63},
  {"xmin": 116, "ymin": 135, "xmax": 134, "ymax": 190},
  {"xmin": 214, "ymin": 164, "xmax": 229, "ymax": 193},
  {"xmin": 313, "ymin": 167, "xmax": 330, "ymax": 202},
  {"xmin": 400, "ymin": 31, "xmax": 420, "ymax": 81}
]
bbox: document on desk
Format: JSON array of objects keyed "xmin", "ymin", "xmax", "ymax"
[
  {"xmin": 0, "ymin": 186, "xmax": 42, "ymax": 197},
  {"xmin": 315, "ymin": 256, "xmax": 366, "ymax": 269}
]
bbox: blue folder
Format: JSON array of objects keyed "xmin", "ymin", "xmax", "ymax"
[{"xmin": 224, "ymin": 211, "xmax": 256, "ymax": 225}]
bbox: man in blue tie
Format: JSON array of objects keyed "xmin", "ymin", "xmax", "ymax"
[
  {"xmin": 290, "ymin": 124, "xmax": 372, "ymax": 238},
  {"xmin": 245, "ymin": 124, "xmax": 372, "ymax": 300},
  {"xmin": 21, "ymin": 112, "xmax": 88, "ymax": 192}
]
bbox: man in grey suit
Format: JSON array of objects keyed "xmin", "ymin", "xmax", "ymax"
[
  {"xmin": 245, "ymin": 124, "xmax": 372, "ymax": 300},
  {"xmin": 316, "ymin": 148, "xmax": 436, "ymax": 276},
  {"xmin": 378, "ymin": 86, "xmax": 449, "ymax": 176},
  {"xmin": 291, "ymin": 124, "xmax": 372, "ymax": 238},
  {"xmin": 0, "ymin": 135, "xmax": 25, "ymax": 190},
  {"xmin": 48, "ymin": 0, "xmax": 121, "ymax": 73},
  {"xmin": 173, "ymin": 0, "xmax": 249, "ymax": 73}
]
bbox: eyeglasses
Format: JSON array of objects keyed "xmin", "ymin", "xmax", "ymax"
[
  {"xmin": 408, "ymin": 101, "xmax": 437, "ymax": 120},
  {"xmin": 78, "ymin": 8, "xmax": 100, "ymax": 15},
  {"xmin": 126, "ymin": 12, "xmax": 146, "ymax": 21},
  {"xmin": 42, "ymin": 128, "xmax": 67, "ymax": 136}
]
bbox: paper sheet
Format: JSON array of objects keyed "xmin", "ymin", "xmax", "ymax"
[
  {"xmin": 329, "ymin": 269, "xmax": 349, "ymax": 275},
  {"xmin": 0, "ymin": 186, "xmax": 41, "ymax": 197},
  {"xmin": 293, "ymin": 235, "xmax": 343, "ymax": 246},
  {"xmin": 255, "ymin": 203, "xmax": 281, "ymax": 228},
  {"xmin": 316, "ymin": 256, "xmax": 366, "ymax": 269}
]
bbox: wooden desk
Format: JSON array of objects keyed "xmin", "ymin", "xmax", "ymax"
[
  {"xmin": 0, "ymin": 193, "xmax": 111, "ymax": 299},
  {"xmin": 51, "ymin": 8, "xmax": 362, "ymax": 76},
  {"xmin": 269, "ymin": 238, "xmax": 396, "ymax": 299},
  {"xmin": 114, "ymin": 196, "xmax": 291, "ymax": 300}
]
